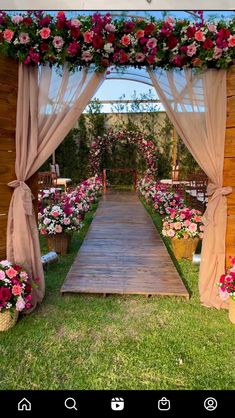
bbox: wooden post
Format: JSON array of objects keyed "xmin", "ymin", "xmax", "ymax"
[
  {"xmin": 103, "ymin": 169, "xmax": 107, "ymax": 193},
  {"xmin": 172, "ymin": 127, "xmax": 178, "ymax": 181},
  {"xmin": 224, "ymin": 65, "xmax": 235, "ymax": 266},
  {"xmin": 0, "ymin": 56, "xmax": 38, "ymax": 259}
]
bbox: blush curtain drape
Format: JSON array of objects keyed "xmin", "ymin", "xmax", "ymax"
[
  {"xmin": 149, "ymin": 68, "xmax": 231, "ymax": 309},
  {"xmin": 7, "ymin": 64, "xmax": 105, "ymax": 307}
]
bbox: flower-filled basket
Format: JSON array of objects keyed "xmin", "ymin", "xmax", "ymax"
[
  {"xmin": 218, "ymin": 258, "xmax": 235, "ymax": 324},
  {"xmin": 0, "ymin": 260, "xmax": 34, "ymax": 331},
  {"xmin": 162, "ymin": 208, "xmax": 204, "ymax": 260}
]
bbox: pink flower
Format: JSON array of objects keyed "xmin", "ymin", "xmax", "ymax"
[
  {"xmin": 213, "ymin": 47, "xmax": 223, "ymax": 59},
  {"xmin": 199, "ymin": 233, "xmax": 204, "ymax": 239},
  {"xmin": 188, "ymin": 223, "xmax": 197, "ymax": 233},
  {"xmin": 71, "ymin": 18, "xmax": 82, "ymax": 27},
  {"xmin": 146, "ymin": 37, "xmax": 157, "ymax": 50},
  {"xmin": 105, "ymin": 23, "xmax": 116, "ymax": 32},
  {"xmin": 40, "ymin": 228, "xmax": 47, "ymax": 235},
  {"xmin": 83, "ymin": 31, "xmax": 93, "ymax": 43},
  {"xmin": 51, "ymin": 211, "xmax": 60, "ymax": 217},
  {"xmin": 199, "ymin": 225, "xmax": 205, "ymax": 231},
  {"xmin": 167, "ymin": 229, "xmax": 175, "ymax": 238},
  {"xmin": 165, "ymin": 16, "xmax": 175, "ymax": 25},
  {"xmin": 12, "ymin": 284, "xmax": 22, "ymax": 296},
  {"xmin": 6, "ymin": 268, "xmax": 18, "ymax": 279},
  {"xmin": 174, "ymin": 222, "xmax": 182, "ymax": 230},
  {"xmin": 0, "ymin": 270, "xmax": 6, "ymax": 280},
  {"xmin": 208, "ymin": 24, "xmax": 217, "ymax": 33},
  {"xmin": 135, "ymin": 52, "xmax": 145, "ymax": 62},
  {"xmin": 195, "ymin": 30, "xmax": 205, "ymax": 42},
  {"xmin": 19, "ymin": 32, "xmax": 30, "ymax": 44},
  {"xmin": 228, "ymin": 35, "xmax": 235, "ymax": 48},
  {"xmin": 82, "ymin": 51, "xmax": 93, "ymax": 62},
  {"xmin": 53, "ymin": 36, "xmax": 64, "ymax": 49},
  {"xmin": 3, "ymin": 29, "xmax": 14, "ymax": 42},
  {"xmin": 16, "ymin": 297, "xmax": 26, "ymax": 311},
  {"xmin": 11, "ymin": 15, "xmax": 23, "ymax": 24},
  {"xmin": 39, "ymin": 27, "xmax": 51, "ymax": 39},
  {"xmin": 218, "ymin": 287, "xmax": 229, "ymax": 301},
  {"xmin": 0, "ymin": 260, "xmax": 11, "ymax": 267},
  {"xmin": 183, "ymin": 233, "xmax": 189, "ymax": 240},
  {"xmin": 187, "ymin": 44, "xmax": 197, "ymax": 57},
  {"xmin": 63, "ymin": 218, "xmax": 71, "ymax": 225},
  {"xmin": 121, "ymin": 34, "xmax": 131, "ymax": 47},
  {"xmin": 184, "ymin": 220, "xmax": 191, "ymax": 227},
  {"xmin": 55, "ymin": 224, "xmax": 62, "ymax": 233},
  {"xmin": 136, "ymin": 30, "xmax": 145, "ymax": 39},
  {"xmin": 67, "ymin": 41, "xmax": 80, "ymax": 56}
]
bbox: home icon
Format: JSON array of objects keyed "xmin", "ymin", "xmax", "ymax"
[{"xmin": 18, "ymin": 398, "xmax": 31, "ymax": 412}]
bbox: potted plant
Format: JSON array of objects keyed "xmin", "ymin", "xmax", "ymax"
[
  {"xmin": 218, "ymin": 258, "xmax": 235, "ymax": 324},
  {"xmin": 0, "ymin": 260, "xmax": 34, "ymax": 331},
  {"xmin": 38, "ymin": 202, "xmax": 81, "ymax": 254},
  {"xmin": 162, "ymin": 207, "xmax": 204, "ymax": 260}
]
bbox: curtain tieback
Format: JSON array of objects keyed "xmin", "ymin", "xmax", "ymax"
[
  {"xmin": 205, "ymin": 184, "xmax": 232, "ymax": 226},
  {"xmin": 8, "ymin": 180, "xmax": 33, "ymax": 216}
]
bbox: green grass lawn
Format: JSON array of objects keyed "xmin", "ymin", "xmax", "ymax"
[{"xmin": 0, "ymin": 201, "xmax": 235, "ymax": 390}]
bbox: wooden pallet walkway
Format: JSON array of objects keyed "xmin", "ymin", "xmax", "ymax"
[{"xmin": 61, "ymin": 190, "xmax": 189, "ymax": 298}]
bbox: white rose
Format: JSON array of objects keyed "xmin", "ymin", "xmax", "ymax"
[{"xmin": 104, "ymin": 43, "xmax": 114, "ymax": 54}]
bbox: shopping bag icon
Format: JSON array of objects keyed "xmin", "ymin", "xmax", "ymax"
[{"xmin": 158, "ymin": 397, "xmax": 170, "ymax": 411}]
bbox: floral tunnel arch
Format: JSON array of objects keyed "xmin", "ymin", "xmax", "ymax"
[{"xmin": 89, "ymin": 130, "xmax": 158, "ymax": 178}]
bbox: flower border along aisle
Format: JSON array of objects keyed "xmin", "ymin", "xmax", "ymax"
[
  {"xmin": 218, "ymin": 258, "xmax": 235, "ymax": 324},
  {"xmin": 0, "ymin": 260, "xmax": 36, "ymax": 331}
]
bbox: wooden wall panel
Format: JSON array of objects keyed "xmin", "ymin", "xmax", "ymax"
[{"xmin": 224, "ymin": 65, "xmax": 235, "ymax": 263}]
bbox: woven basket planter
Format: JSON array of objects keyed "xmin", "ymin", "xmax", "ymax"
[
  {"xmin": 229, "ymin": 299, "xmax": 235, "ymax": 325},
  {"xmin": 171, "ymin": 237, "xmax": 199, "ymax": 260},
  {"xmin": 46, "ymin": 233, "xmax": 72, "ymax": 255},
  {"xmin": 0, "ymin": 310, "xmax": 19, "ymax": 332}
]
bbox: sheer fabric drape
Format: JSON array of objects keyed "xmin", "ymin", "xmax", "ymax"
[
  {"xmin": 149, "ymin": 68, "xmax": 231, "ymax": 309},
  {"xmin": 7, "ymin": 64, "xmax": 105, "ymax": 307}
]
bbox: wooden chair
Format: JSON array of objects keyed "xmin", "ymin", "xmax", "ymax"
[{"xmin": 38, "ymin": 171, "xmax": 57, "ymax": 193}]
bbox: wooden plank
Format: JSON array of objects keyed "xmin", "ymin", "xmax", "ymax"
[{"xmin": 61, "ymin": 191, "xmax": 189, "ymax": 299}]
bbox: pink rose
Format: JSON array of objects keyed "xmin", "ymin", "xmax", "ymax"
[
  {"xmin": 3, "ymin": 29, "xmax": 14, "ymax": 43},
  {"xmin": 228, "ymin": 35, "xmax": 235, "ymax": 47},
  {"xmin": 213, "ymin": 47, "xmax": 223, "ymax": 59},
  {"xmin": 55, "ymin": 224, "xmax": 62, "ymax": 233},
  {"xmin": 40, "ymin": 228, "xmax": 47, "ymax": 235},
  {"xmin": 71, "ymin": 18, "xmax": 82, "ymax": 28},
  {"xmin": 12, "ymin": 284, "xmax": 22, "ymax": 296},
  {"xmin": 63, "ymin": 218, "xmax": 71, "ymax": 225},
  {"xmin": 19, "ymin": 32, "xmax": 30, "ymax": 44},
  {"xmin": 83, "ymin": 31, "xmax": 93, "ymax": 43},
  {"xmin": 188, "ymin": 223, "xmax": 197, "ymax": 233},
  {"xmin": 51, "ymin": 211, "xmax": 60, "ymax": 217},
  {"xmin": 135, "ymin": 52, "xmax": 145, "ymax": 62},
  {"xmin": 136, "ymin": 30, "xmax": 145, "ymax": 40},
  {"xmin": 208, "ymin": 24, "xmax": 217, "ymax": 33},
  {"xmin": 199, "ymin": 225, "xmax": 205, "ymax": 231},
  {"xmin": 174, "ymin": 222, "xmax": 182, "ymax": 230},
  {"xmin": 105, "ymin": 23, "xmax": 116, "ymax": 32},
  {"xmin": 184, "ymin": 220, "xmax": 191, "ymax": 227},
  {"xmin": 0, "ymin": 270, "xmax": 6, "ymax": 280},
  {"xmin": 39, "ymin": 27, "xmax": 51, "ymax": 39},
  {"xmin": 82, "ymin": 51, "xmax": 93, "ymax": 62},
  {"xmin": 195, "ymin": 30, "xmax": 205, "ymax": 42},
  {"xmin": 53, "ymin": 36, "xmax": 64, "ymax": 49},
  {"xmin": 146, "ymin": 37, "xmax": 157, "ymax": 50},
  {"xmin": 6, "ymin": 268, "xmax": 18, "ymax": 279},
  {"xmin": 121, "ymin": 34, "xmax": 131, "ymax": 47},
  {"xmin": 167, "ymin": 229, "xmax": 175, "ymax": 238},
  {"xmin": 187, "ymin": 44, "xmax": 197, "ymax": 57},
  {"xmin": 16, "ymin": 297, "xmax": 25, "ymax": 312}
]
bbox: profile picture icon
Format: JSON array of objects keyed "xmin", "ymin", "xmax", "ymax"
[{"xmin": 204, "ymin": 397, "xmax": 218, "ymax": 411}]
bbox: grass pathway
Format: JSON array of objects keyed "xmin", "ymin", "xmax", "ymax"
[{"xmin": 0, "ymin": 201, "xmax": 234, "ymax": 390}]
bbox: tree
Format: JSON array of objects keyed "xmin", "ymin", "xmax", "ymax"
[{"xmin": 76, "ymin": 114, "xmax": 90, "ymax": 180}]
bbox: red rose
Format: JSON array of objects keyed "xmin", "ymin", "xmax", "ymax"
[
  {"xmin": 0, "ymin": 286, "xmax": 11, "ymax": 304},
  {"xmin": 180, "ymin": 45, "xmax": 188, "ymax": 54},
  {"xmin": 40, "ymin": 42, "xmax": 49, "ymax": 52},
  {"xmin": 124, "ymin": 21, "xmax": 135, "ymax": 33},
  {"xmin": 67, "ymin": 41, "xmax": 80, "ymax": 56},
  {"xmin": 23, "ymin": 17, "xmax": 33, "ymax": 26},
  {"xmin": 186, "ymin": 26, "xmax": 196, "ymax": 38},
  {"xmin": 217, "ymin": 28, "xmax": 230, "ymax": 39},
  {"xmin": 101, "ymin": 58, "xmax": 110, "ymax": 67},
  {"xmin": 25, "ymin": 284, "xmax": 32, "ymax": 294},
  {"xmin": 92, "ymin": 35, "xmax": 104, "ymax": 49},
  {"xmin": 172, "ymin": 55, "xmax": 185, "ymax": 67},
  {"xmin": 119, "ymin": 50, "xmax": 129, "ymax": 64},
  {"xmin": 145, "ymin": 23, "xmax": 155, "ymax": 36},
  {"xmin": 13, "ymin": 265, "xmax": 22, "ymax": 272},
  {"xmin": 71, "ymin": 27, "xmax": 80, "ymax": 39},
  {"xmin": 107, "ymin": 33, "xmax": 115, "ymax": 43},
  {"xmin": 146, "ymin": 55, "xmax": 156, "ymax": 65},
  {"xmin": 167, "ymin": 35, "xmax": 178, "ymax": 49},
  {"xmin": 202, "ymin": 38, "xmax": 214, "ymax": 49}
]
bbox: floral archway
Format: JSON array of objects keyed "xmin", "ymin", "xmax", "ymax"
[{"xmin": 89, "ymin": 130, "xmax": 158, "ymax": 177}]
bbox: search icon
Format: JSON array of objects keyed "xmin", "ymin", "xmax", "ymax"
[{"xmin": 64, "ymin": 397, "xmax": 78, "ymax": 411}]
